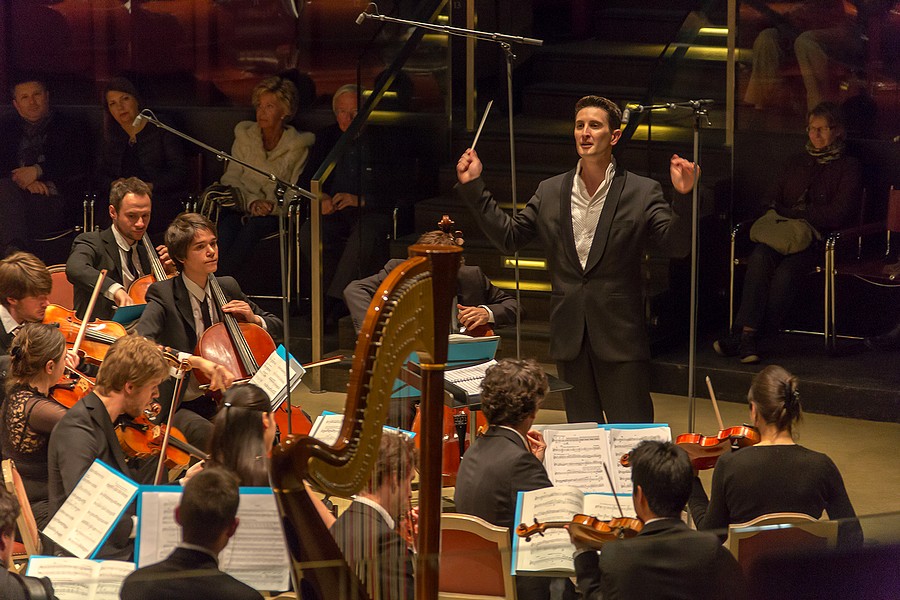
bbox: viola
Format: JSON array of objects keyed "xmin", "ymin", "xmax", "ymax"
[
  {"xmin": 127, "ymin": 233, "xmax": 176, "ymax": 304},
  {"xmin": 117, "ymin": 413, "xmax": 209, "ymax": 473},
  {"xmin": 193, "ymin": 275, "xmax": 311, "ymax": 436},
  {"xmin": 517, "ymin": 515, "xmax": 643, "ymax": 549},
  {"xmin": 675, "ymin": 425, "xmax": 760, "ymax": 470},
  {"xmin": 43, "ymin": 304, "xmax": 126, "ymax": 365}
]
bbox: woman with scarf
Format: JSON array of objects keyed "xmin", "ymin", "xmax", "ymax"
[{"xmin": 715, "ymin": 102, "xmax": 861, "ymax": 363}]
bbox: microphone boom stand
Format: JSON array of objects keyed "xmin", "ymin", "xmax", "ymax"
[{"xmin": 137, "ymin": 109, "xmax": 314, "ymax": 436}]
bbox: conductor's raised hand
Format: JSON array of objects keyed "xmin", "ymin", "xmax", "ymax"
[
  {"xmin": 670, "ymin": 154, "xmax": 700, "ymax": 194},
  {"xmin": 456, "ymin": 149, "xmax": 483, "ymax": 184}
]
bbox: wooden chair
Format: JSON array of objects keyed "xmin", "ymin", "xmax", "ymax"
[
  {"xmin": 725, "ymin": 512, "xmax": 838, "ymax": 574},
  {"xmin": 439, "ymin": 513, "xmax": 516, "ymax": 600},
  {"xmin": 47, "ymin": 264, "xmax": 75, "ymax": 309},
  {"xmin": 1, "ymin": 459, "xmax": 42, "ymax": 564}
]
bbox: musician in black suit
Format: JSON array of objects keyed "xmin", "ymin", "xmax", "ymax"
[
  {"xmin": 344, "ymin": 229, "xmax": 521, "ymax": 334},
  {"xmin": 456, "ymin": 96, "xmax": 698, "ymax": 424},
  {"xmin": 454, "ymin": 358, "xmax": 573, "ymax": 600},
  {"xmin": 47, "ymin": 335, "xmax": 230, "ymax": 561},
  {"xmin": 120, "ymin": 467, "xmax": 262, "ymax": 600},
  {"xmin": 571, "ymin": 440, "xmax": 747, "ymax": 600},
  {"xmin": 330, "ymin": 430, "xmax": 416, "ymax": 600},
  {"xmin": 137, "ymin": 213, "xmax": 282, "ymax": 450},
  {"xmin": 0, "ymin": 486, "xmax": 56, "ymax": 600},
  {"xmin": 66, "ymin": 177, "xmax": 174, "ymax": 321}
]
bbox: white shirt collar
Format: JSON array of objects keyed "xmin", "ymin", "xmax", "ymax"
[
  {"xmin": 181, "ymin": 273, "xmax": 208, "ymax": 303},
  {"xmin": 497, "ymin": 425, "xmax": 529, "ymax": 450},
  {"xmin": 0, "ymin": 304, "xmax": 21, "ymax": 334},
  {"xmin": 353, "ymin": 495, "xmax": 395, "ymax": 530},
  {"xmin": 111, "ymin": 223, "xmax": 138, "ymax": 252},
  {"xmin": 574, "ymin": 157, "xmax": 616, "ymax": 200}
]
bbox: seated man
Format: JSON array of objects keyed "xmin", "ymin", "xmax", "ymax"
[
  {"xmin": 66, "ymin": 176, "xmax": 174, "ymax": 321},
  {"xmin": 0, "ymin": 486, "xmax": 56, "ymax": 600},
  {"xmin": 47, "ymin": 335, "xmax": 230, "ymax": 561},
  {"xmin": 137, "ymin": 213, "xmax": 282, "ymax": 450},
  {"xmin": 330, "ymin": 430, "xmax": 415, "ymax": 600},
  {"xmin": 344, "ymin": 228, "xmax": 520, "ymax": 334},
  {"xmin": 0, "ymin": 251, "xmax": 78, "ymax": 377},
  {"xmin": 0, "ymin": 76, "xmax": 90, "ymax": 255},
  {"xmin": 120, "ymin": 467, "xmax": 262, "ymax": 600},
  {"xmin": 571, "ymin": 440, "xmax": 747, "ymax": 600},
  {"xmin": 299, "ymin": 84, "xmax": 393, "ymax": 324},
  {"xmin": 454, "ymin": 358, "xmax": 573, "ymax": 600}
]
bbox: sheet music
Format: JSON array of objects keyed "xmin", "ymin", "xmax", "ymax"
[
  {"xmin": 543, "ymin": 428, "xmax": 613, "ymax": 493},
  {"xmin": 137, "ymin": 488, "xmax": 291, "ymax": 592},
  {"xmin": 26, "ymin": 557, "xmax": 135, "ymax": 600},
  {"xmin": 515, "ymin": 486, "xmax": 585, "ymax": 574},
  {"xmin": 309, "ymin": 413, "xmax": 344, "ymax": 445},
  {"xmin": 608, "ymin": 426, "xmax": 672, "ymax": 494},
  {"xmin": 248, "ymin": 345, "xmax": 306, "ymax": 410},
  {"xmin": 43, "ymin": 459, "xmax": 139, "ymax": 559},
  {"xmin": 582, "ymin": 493, "xmax": 637, "ymax": 521},
  {"xmin": 445, "ymin": 359, "xmax": 497, "ymax": 396}
]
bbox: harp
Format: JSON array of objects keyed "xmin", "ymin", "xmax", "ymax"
[{"xmin": 270, "ymin": 244, "xmax": 461, "ymax": 600}]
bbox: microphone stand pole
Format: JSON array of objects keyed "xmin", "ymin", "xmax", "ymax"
[
  {"xmin": 137, "ymin": 109, "xmax": 314, "ymax": 436},
  {"xmin": 359, "ymin": 9, "xmax": 542, "ymax": 359}
]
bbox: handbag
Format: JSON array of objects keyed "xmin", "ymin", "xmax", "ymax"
[{"xmin": 749, "ymin": 209, "xmax": 821, "ymax": 255}]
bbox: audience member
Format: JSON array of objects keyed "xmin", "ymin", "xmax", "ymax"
[
  {"xmin": 97, "ymin": 77, "xmax": 188, "ymax": 236},
  {"xmin": 0, "ymin": 77, "xmax": 90, "ymax": 255},
  {"xmin": 66, "ymin": 176, "xmax": 174, "ymax": 321},
  {"xmin": 0, "ymin": 486, "xmax": 56, "ymax": 600},
  {"xmin": 0, "ymin": 324, "xmax": 68, "ymax": 528},
  {"xmin": 572, "ymin": 441, "xmax": 747, "ymax": 600},
  {"xmin": 454, "ymin": 358, "xmax": 573, "ymax": 600},
  {"xmin": 216, "ymin": 76, "xmax": 314, "ymax": 275},
  {"xmin": 120, "ymin": 467, "xmax": 262, "ymax": 600},
  {"xmin": 715, "ymin": 102, "xmax": 862, "ymax": 363},
  {"xmin": 299, "ymin": 84, "xmax": 394, "ymax": 324},
  {"xmin": 689, "ymin": 365, "xmax": 863, "ymax": 546},
  {"xmin": 330, "ymin": 430, "xmax": 416, "ymax": 600}
]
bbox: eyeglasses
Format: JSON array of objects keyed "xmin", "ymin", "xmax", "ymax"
[{"xmin": 806, "ymin": 126, "xmax": 832, "ymax": 134}]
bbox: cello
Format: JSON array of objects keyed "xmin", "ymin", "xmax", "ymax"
[
  {"xmin": 127, "ymin": 233, "xmax": 176, "ymax": 304},
  {"xmin": 193, "ymin": 274, "xmax": 311, "ymax": 435}
]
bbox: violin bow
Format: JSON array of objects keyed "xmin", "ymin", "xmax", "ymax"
[
  {"xmin": 602, "ymin": 461, "xmax": 626, "ymax": 518},
  {"xmin": 71, "ymin": 269, "xmax": 108, "ymax": 357},
  {"xmin": 153, "ymin": 354, "xmax": 193, "ymax": 485},
  {"xmin": 705, "ymin": 376, "xmax": 726, "ymax": 431}
]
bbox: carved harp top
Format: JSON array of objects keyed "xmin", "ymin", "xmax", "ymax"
[{"xmin": 270, "ymin": 244, "xmax": 461, "ymax": 600}]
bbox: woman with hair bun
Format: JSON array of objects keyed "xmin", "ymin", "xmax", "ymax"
[
  {"xmin": 689, "ymin": 365, "xmax": 862, "ymax": 545},
  {"xmin": 0, "ymin": 323, "xmax": 68, "ymax": 527}
]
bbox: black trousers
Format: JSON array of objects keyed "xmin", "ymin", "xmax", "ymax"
[{"xmin": 557, "ymin": 335, "xmax": 653, "ymax": 424}]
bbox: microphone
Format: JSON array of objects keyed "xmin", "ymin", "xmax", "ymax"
[
  {"xmin": 621, "ymin": 105, "xmax": 643, "ymax": 126},
  {"xmin": 355, "ymin": 11, "xmax": 366, "ymax": 25},
  {"xmin": 132, "ymin": 113, "xmax": 145, "ymax": 128}
]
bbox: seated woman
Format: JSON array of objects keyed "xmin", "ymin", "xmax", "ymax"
[
  {"xmin": 715, "ymin": 102, "xmax": 862, "ymax": 363},
  {"xmin": 98, "ymin": 77, "xmax": 189, "ymax": 237},
  {"xmin": 688, "ymin": 365, "xmax": 863, "ymax": 546},
  {"xmin": 216, "ymin": 76, "xmax": 314, "ymax": 275},
  {"xmin": 0, "ymin": 324, "xmax": 68, "ymax": 528}
]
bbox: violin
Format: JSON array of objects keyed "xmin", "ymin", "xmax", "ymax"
[
  {"xmin": 675, "ymin": 425, "xmax": 760, "ymax": 470},
  {"xmin": 117, "ymin": 411, "xmax": 209, "ymax": 473},
  {"xmin": 517, "ymin": 515, "xmax": 643, "ymax": 549},
  {"xmin": 43, "ymin": 304, "xmax": 126, "ymax": 365},
  {"xmin": 193, "ymin": 275, "xmax": 311, "ymax": 436},
  {"xmin": 127, "ymin": 233, "xmax": 176, "ymax": 304},
  {"xmin": 50, "ymin": 368, "xmax": 95, "ymax": 408}
]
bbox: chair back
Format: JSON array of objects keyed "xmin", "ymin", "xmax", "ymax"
[
  {"xmin": 439, "ymin": 513, "xmax": 516, "ymax": 600},
  {"xmin": 725, "ymin": 512, "xmax": 838, "ymax": 574},
  {"xmin": 47, "ymin": 265, "xmax": 75, "ymax": 310},
  {"xmin": 886, "ymin": 186, "xmax": 900, "ymax": 233},
  {"xmin": 1, "ymin": 459, "xmax": 42, "ymax": 558}
]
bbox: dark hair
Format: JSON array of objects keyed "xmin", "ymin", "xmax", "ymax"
[
  {"xmin": 209, "ymin": 384, "xmax": 271, "ymax": 487},
  {"xmin": 364, "ymin": 430, "xmax": 417, "ymax": 494},
  {"xmin": 480, "ymin": 358, "xmax": 547, "ymax": 427},
  {"xmin": 164, "ymin": 213, "xmax": 217, "ymax": 271},
  {"xmin": 8, "ymin": 324, "xmax": 66, "ymax": 390},
  {"xmin": 629, "ymin": 440, "xmax": 693, "ymax": 518},
  {"xmin": 109, "ymin": 176, "xmax": 153, "ymax": 211},
  {"xmin": 0, "ymin": 486, "xmax": 18, "ymax": 538},
  {"xmin": 574, "ymin": 95, "xmax": 622, "ymax": 131},
  {"xmin": 10, "ymin": 76, "xmax": 47, "ymax": 99},
  {"xmin": 179, "ymin": 467, "xmax": 240, "ymax": 546},
  {"xmin": 748, "ymin": 365, "xmax": 802, "ymax": 435},
  {"xmin": 807, "ymin": 101, "xmax": 844, "ymax": 130},
  {"xmin": 0, "ymin": 252, "xmax": 51, "ymax": 308},
  {"xmin": 103, "ymin": 76, "xmax": 142, "ymax": 107}
]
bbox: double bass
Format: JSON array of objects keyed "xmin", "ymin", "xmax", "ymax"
[{"xmin": 270, "ymin": 243, "xmax": 461, "ymax": 600}]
